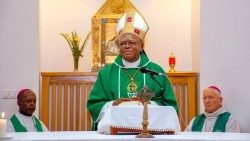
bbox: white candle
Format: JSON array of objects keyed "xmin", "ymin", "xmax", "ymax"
[{"xmin": 0, "ymin": 112, "xmax": 6, "ymax": 138}]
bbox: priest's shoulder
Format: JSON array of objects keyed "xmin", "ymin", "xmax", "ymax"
[
  {"xmin": 97, "ymin": 63, "xmax": 114, "ymax": 75},
  {"xmin": 147, "ymin": 61, "xmax": 165, "ymax": 73}
]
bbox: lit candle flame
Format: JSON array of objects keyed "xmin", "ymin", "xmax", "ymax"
[{"xmin": 1, "ymin": 112, "xmax": 5, "ymax": 119}]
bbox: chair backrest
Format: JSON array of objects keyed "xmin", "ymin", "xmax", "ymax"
[
  {"xmin": 167, "ymin": 72, "xmax": 198, "ymax": 131},
  {"xmin": 40, "ymin": 72, "xmax": 97, "ymax": 131}
]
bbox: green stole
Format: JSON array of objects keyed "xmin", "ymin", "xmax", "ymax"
[
  {"xmin": 10, "ymin": 114, "xmax": 43, "ymax": 132},
  {"xmin": 191, "ymin": 112, "xmax": 231, "ymax": 132}
]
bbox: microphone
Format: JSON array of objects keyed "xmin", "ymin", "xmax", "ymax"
[
  {"xmin": 140, "ymin": 67, "xmax": 165, "ymax": 101},
  {"xmin": 140, "ymin": 67, "xmax": 166, "ymax": 77}
]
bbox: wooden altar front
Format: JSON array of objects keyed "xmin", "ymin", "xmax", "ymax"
[{"xmin": 40, "ymin": 72, "xmax": 198, "ymax": 131}]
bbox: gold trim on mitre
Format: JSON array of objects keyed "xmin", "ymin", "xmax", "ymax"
[{"xmin": 116, "ymin": 9, "xmax": 149, "ymax": 41}]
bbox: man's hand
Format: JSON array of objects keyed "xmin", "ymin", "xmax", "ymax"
[
  {"xmin": 112, "ymin": 98, "xmax": 131, "ymax": 106},
  {"xmin": 112, "ymin": 97, "xmax": 152, "ymax": 106},
  {"xmin": 131, "ymin": 97, "xmax": 151, "ymax": 104},
  {"xmin": 130, "ymin": 97, "xmax": 142, "ymax": 101}
]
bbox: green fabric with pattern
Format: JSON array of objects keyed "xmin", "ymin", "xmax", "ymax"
[
  {"xmin": 10, "ymin": 114, "xmax": 43, "ymax": 132},
  {"xmin": 87, "ymin": 53, "xmax": 178, "ymax": 130},
  {"xmin": 191, "ymin": 112, "xmax": 231, "ymax": 132}
]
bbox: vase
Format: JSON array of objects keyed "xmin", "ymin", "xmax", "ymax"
[{"xmin": 73, "ymin": 55, "xmax": 80, "ymax": 72}]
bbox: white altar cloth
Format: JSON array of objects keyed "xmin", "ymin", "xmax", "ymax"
[
  {"xmin": 4, "ymin": 131, "xmax": 250, "ymax": 141},
  {"xmin": 98, "ymin": 106, "xmax": 180, "ymax": 134}
]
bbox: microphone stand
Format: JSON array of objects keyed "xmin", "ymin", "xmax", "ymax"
[
  {"xmin": 150, "ymin": 73, "xmax": 185, "ymax": 130},
  {"xmin": 140, "ymin": 67, "xmax": 165, "ymax": 95},
  {"xmin": 149, "ymin": 74, "xmax": 164, "ymax": 103},
  {"xmin": 149, "ymin": 75, "xmax": 163, "ymax": 92}
]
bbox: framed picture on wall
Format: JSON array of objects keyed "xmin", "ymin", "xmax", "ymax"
[{"xmin": 91, "ymin": 0, "xmax": 138, "ymax": 71}]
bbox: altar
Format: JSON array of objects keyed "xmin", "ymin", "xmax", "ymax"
[{"xmin": 4, "ymin": 131, "xmax": 250, "ymax": 141}]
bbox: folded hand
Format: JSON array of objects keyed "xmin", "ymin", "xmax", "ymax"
[{"xmin": 112, "ymin": 98, "xmax": 131, "ymax": 106}]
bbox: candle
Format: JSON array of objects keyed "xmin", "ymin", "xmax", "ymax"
[
  {"xmin": 0, "ymin": 112, "xmax": 6, "ymax": 138},
  {"xmin": 169, "ymin": 53, "xmax": 175, "ymax": 65}
]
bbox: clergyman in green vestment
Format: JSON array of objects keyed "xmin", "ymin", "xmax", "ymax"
[
  {"xmin": 186, "ymin": 86, "xmax": 240, "ymax": 132},
  {"xmin": 87, "ymin": 10, "xmax": 178, "ymax": 130},
  {"xmin": 7, "ymin": 89, "xmax": 48, "ymax": 132}
]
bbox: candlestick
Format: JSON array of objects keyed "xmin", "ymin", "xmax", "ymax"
[
  {"xmin": 0, "ymin": 112, "xmax": 7, "ymax": 138},
  {"xmin": 168, "ymin": 52, "xmax": 176, "ymax": 72}
]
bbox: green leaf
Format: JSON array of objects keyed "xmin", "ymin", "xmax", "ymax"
[
  {"xmin": 61, "ymin": 33, "xmax": 73, "ymax": 48},
  {"xmin": 80, "ymin": 31, "xmax": 91, "ymax": 55}
]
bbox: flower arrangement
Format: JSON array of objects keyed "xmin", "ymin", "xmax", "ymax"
[{"xmin": 61, "ymin": 31, "xmax": 90, "ymax": 71}]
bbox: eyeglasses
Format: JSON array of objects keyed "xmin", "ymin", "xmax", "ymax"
[{"xmin": 117, "ymin": 41, "xmax": 142, "ymax": 47}]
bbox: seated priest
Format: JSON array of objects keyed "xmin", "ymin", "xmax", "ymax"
[
  {"xmin": 87, "ymin": 9, "xmax": 178, "ymax": 132},
  {"xmin": 186, "ymin": 86, "xmax": 240, "ymax": 132},
  {"xmin": 7, "ymin": 89, "xmax": 48, "ymax": 132}
]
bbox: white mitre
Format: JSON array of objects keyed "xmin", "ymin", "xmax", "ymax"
[{"xmin": 116, "ymin": 9, "xmax": 149, "ymax": 41}]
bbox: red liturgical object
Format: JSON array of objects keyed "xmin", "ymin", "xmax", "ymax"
[{"xmin": 169, "ymin": 53, "xmax": 176, "ymax": 72}]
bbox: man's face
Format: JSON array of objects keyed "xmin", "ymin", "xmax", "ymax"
[
  {"xmin": 117, "ymin": 33, "xmax": 143, "ymax": 62},
  {"xmin": 18, "ymin": 90, "xmax": 36, "ymax": 116},
  {"xmin": 203, "ymin": 90, "xmax": 222, "ymax": 113}
]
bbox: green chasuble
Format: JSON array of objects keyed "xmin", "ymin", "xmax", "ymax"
[
  {"xmin": 87, "ymin": 53, "xmax": 178, "ymax": 130},
  {"xmin": 10, "ymin": 114, "xmax": 43, "ymax": 132},
  {"xmin": 191, "ymin": 112, "xmax": 231, "ymax": 132}
]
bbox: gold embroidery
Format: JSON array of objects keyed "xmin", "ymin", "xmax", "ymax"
[{"xmin": 123, "ymin": 68, "xmax": 140, "ymax": 93}]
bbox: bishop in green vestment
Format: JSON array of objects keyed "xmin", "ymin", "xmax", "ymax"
[
  {"xmin": 87, "ymin": 10, "xmax": 178, "ymax": 130},
  {"xmin": 185, "ymin": 86, "xmax": 240, "ymax": 132}
]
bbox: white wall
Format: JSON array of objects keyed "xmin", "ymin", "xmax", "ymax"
[
  {"xmin": 200, "ymin": 0, "xmax": 250, "ymax": 132},
  {"xmin": 191, "ymin": 0, "xmax": 200, "ymax": 72},
  {"xmin": 40, "ymin": 0, "xmax": 192, "ymax": 72},
  {"xmin": 0, "ymin": 0, "xmax": 39, "ymax": 118}
]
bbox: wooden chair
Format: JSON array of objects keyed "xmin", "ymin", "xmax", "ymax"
[
  {"xmin": 40, "ymin": 72, "xmax": 97, "ymax": 131},
  {"xmin": 167, "ymin": 72, "xmax": 198, "ymax": 130}
]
